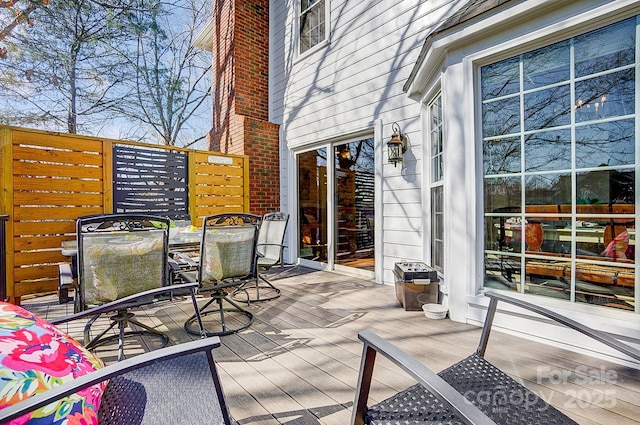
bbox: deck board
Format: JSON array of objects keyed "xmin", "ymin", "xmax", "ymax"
[{"xmin": 22, "ymin": 266, "xmax": 640, "ymax": 425}]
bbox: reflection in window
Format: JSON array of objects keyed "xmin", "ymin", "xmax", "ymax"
[
  {"xmin": 430, "ymin": 95, "xmax": 444, "ymax": 272},
  {"xmin": 576, "ymin": 119, "xmax": 635, "ymax": 168},
  {"xmin": 299, "ymin": 0, "xmax": 326, "ymax": 54},
  {"xmin": 575, "ymin": 69, "xmax": 635, "ymax": 122},
  {"xmin": 334, "ymin": 139, "xmax": 375, "ymax": 269},
  {"xmin": 484, "ymin": 137, "xmax": 521, "ymax": 175},
  {"xmin": 298, "ymin": 149, "xmax": 327, "ymax": 262},
  {"xmin": 482, "ymin": 96, "xmax": 520, "ymax": 138},
  {"xmin": 482, "ymin": 17, "xmax": 637, "ymax": 312},
  {"xmin": 524, "ymin": 130, "xmax": 570, "ymax": 172},
  {"xmin": 523, "ymin": 41, "xmax": 570, "ymax": 90}
]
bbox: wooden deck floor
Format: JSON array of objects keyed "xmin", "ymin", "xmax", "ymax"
[{"xmin": 23, "ymin": 266, "xmax": 640, "ymax": 425}]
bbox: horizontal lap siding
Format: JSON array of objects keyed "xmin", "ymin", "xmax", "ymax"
[
  {"xmin": 1, "ymin": 127, "xmax": 249, "ymax": 302},
  {"xmin": 271, "ymin": 0, "xmax": 462, "ymax": 279}
]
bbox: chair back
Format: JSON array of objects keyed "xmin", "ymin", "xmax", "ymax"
[
  {"xmin": 257, "ymin": 212, "xmax": 289, "ymax": 268},
  {"xmin": 198, "ymin": 213, "xmax": 261, "ymax": 287},
  {"xmin": 76, "ymin": 214, "xmax": 170, "ymax": 308}
]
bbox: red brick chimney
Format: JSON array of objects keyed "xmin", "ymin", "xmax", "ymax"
[{"xmin": 209, "ymin": 0, "xmax": 280, "ymax": 216}]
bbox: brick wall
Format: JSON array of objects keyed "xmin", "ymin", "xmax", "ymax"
[{"xmin": 209, "ymin": 0, "xmax": 279, "ymax": 216}]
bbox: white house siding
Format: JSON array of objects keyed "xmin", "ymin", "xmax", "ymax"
[
  {"xmin": 407, "ymin": 0, "xmax": 640, "ymax": 361},
  {"xmin": 269, "ymin": 0, "xmax": 466, "ymax": 284}
]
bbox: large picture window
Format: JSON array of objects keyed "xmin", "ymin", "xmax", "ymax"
[
  {"xmin": 299, "ymin": 0, "xmax": 326, "ymax": 54},
  {"xmin": 482, "ymin": 18, "xmax": 636, "ymax": 312}
]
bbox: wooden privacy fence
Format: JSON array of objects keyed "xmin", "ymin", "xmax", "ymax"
[{"xmin": 0, "ymin": 126, "xmax": 250, "ymax": 303}]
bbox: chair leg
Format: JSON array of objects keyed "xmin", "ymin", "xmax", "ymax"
[
  {"xmin": 185, "ymin": 292, "xmax": 253, "ymax": 337},
  {"xmin": 84, "ymin": 309, "xmax": 169, "ymax": 360},
  {"xmin": 231, "ymin": 274, "xmax": 281, "ymax": 303}
]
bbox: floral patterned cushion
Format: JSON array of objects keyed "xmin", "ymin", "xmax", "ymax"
[{"xmin": 0, "ymin": 302, "xmax": 106, "ymax": 424}]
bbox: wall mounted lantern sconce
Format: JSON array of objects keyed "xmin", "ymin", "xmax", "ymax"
[{"xmin": 387, "ymin": 122, "xmax": 407, "ymax": 167}]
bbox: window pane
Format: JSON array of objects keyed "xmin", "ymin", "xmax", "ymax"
[
  {"xmin": 483, "ymin": 17, "xmax": 637, "ymax": 310},
  {"xmin": 485, "ymin": 176, "xmax": 521, "ymax": 213},
  {"xmin": 575, "ymin": 18, "xmax": 635, "ymax": 77},
  {"xmin": 431, "ymin": 95, "xmax": 443, "ymax": 182},
  {"xmin": 524, "ymin": 129, "xmax": 571, "ymax": 172},
  {"xmin": 523, "ymin": 84, "xmax": 571, "ymax": 130},
  {"xmin": 575, "ymin": 69, "xmax": 635, "ymax": 123},
  {"xmin": 482, "ymin": 96, "xmax": 520, "ymax": 137},
  {"xmin": 485, "ymin": 252, "xmax": 520, "ymax": 291},
  {"xmin": 576, "ymin": 168, "xmax": 635, "ymax": 205},
  {"xmin": 524, "ymin": 258, "xmax": 572, "ymax": 300},
  {"xmin": 431, "ymin": 186, "xmax": 444, "ymax": 271},
  {"xmin": 298, "ymin": 148, "xmax": 328, "ymax": 261},
  {"xmin": 301, "ymin": 0, "xmax": 322, "ymax": 12},
  {"xmin": 334, "ymin": 139, "xmax": 375, "ymax": 266},
  {"xmin": 300, "ymin": 0, "xmax": 325, "ymax": 54},
  {"xmin": 481, "ymin": 56, "xmax": 520, "ymax": 100},
  {"xmin": 524, "ymin": 173, "xmax": 571, "ymax": 205},
  {"xmin": 484, "ymin": 136, "xmax": 521, "ymax": 175},
  {"xmin": 576, "ymin": 119, "xmax": 635, "ymax": 168},
  {"xmin": 523, "ymin": 41, "xmax": 570, "ymax": 90}
]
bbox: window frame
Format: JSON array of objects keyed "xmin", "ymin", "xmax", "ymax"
[
  {"xmin": 297, "ymin": 0, "xmax": 330, "ymax": 58},
  {"xmin": 429, "ymin": 93, "xmax": 445, "ymax": 273},
  {"xmin": 480, "ymin": 17, "xmax": 638, "ymax": 313}
]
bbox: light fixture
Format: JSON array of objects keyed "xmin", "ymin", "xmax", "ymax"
[{"xmin": 387, "ymin": 122, "xmax": 407, "ymax": 167}]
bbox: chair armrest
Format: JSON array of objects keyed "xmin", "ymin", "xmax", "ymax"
[
  {"xmin": 0, "ymin": 337, "xmax": 222, "ymax": 423},
  {"xmin": 352, "ymin": 330, "xmax": 496, "ymax": 425},
  {"xmin": 49, "ymin": 282, "xmax": 200, "ymax": 325},
  {"xmin": 57, "ymin": 263, "xmax": 75, "ymax": 304},
  {"xmin": 58, "ymin": 263, "xmax": 75, "ymax": 288},
  {"xmin": 483, "ymin": 291, "xmax": 640, "ymax": 362},
  {"xmin": 256, "ymin": 243, "xmax": 286, "ymax": 249}
]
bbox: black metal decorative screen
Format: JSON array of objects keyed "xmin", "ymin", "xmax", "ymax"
[{"xmin": 113, "ymin": 145, "xmax": 190, "ymax": 221}]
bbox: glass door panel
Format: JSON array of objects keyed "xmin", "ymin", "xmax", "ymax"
[
  {"xmin": 298, "ymin": 149, "xmax": 328, "ymax": 262},
  {"xmin": 334, "ymin": 139, "xmax": 375, "ymax": 270}
]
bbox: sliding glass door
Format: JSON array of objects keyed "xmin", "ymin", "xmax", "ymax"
[{"xmin": 297, "ymin": 137, "xmax": 375, "ymax": 272}]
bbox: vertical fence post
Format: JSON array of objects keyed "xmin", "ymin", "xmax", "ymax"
[{"xmin": 0, "ymin": 215, "xmax": 8, "ymax": 302}]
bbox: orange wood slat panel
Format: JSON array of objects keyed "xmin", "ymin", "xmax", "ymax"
[
  {"xmin": 196, "ymin": 195, "xmax": 245, "ymax": 207},
  {"xmin": 4, "ymin": 126, "xmax": 250, "ymax": 301},
  {"xmin": 12, "ymin": 130, "xmax": 104, "ymax": 153},
  {"xmin": 13, "ymin": 263, "xmax": 59, "ymax": 282},
  {"xmin": 13, "ymin": 192, "xmax": 103, "ymax": 206},
  {"xmin": 13, "ymin": 221, "xmax": 76, "ymax": 236},
  {"xmin": 13, "ymin": 176, "xmax": 103, "ymax": 192},
  {"xmin": 13, "ymin": 162, "xmax": 103, "ymax": 179},
  {"xmin": 14, "ymin": 280, "xmax": 58, "ymax": 298},
  {"xmin": 13, "ymin": 235, "xmax": 71, "ymax": 251},
  {"xmin": 14, "ymin": 206, "xmax": 104, "ymax": 221},
  {"xmin": 196, "ymin": 185, "xmax": 245, "ymax": 196},
  {"xmin": 14, "ymin": 250, "xmax": 66, "ymax": 267},
  {"xmin": 12, "ymin": 145, "xmax": 103, "ymax": 167}
]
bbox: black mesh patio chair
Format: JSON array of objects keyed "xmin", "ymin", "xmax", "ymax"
[
  {"xmin": 0, "ymin": 337, "xmax": 233, "ymax": 425},
  {"xmin": 179, "ymin": 213, "xmax": 261, "ymax": 337},
  {"xmin": 64, "ymin": 214, "xmax": 205, "ymax": 360},
  {"xmin": 232, "ymin": 211, "xmax": 289, "ymax": 303},
  {"xmin": 352, "ymin": 290, "xmax": 640, "ymax": 425}
]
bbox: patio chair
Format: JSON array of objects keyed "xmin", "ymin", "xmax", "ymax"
[
  {"xmin": 179, "ymin": 213, "xmax": 262, "ymax": 337},
  {"xmin": 232, "ymin": 211, "xmax": 289, "ymax": 303},
  {"xmin": 66, "ymin": 214, "xmax": 205, "ymax": 360},
  {"xmin": 0, "ymin": 337, "xmax": 233, "ymax": 424},
  {"xmin": 352, "ymin": 290, "xmax": 640, "ymax": 425}
]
